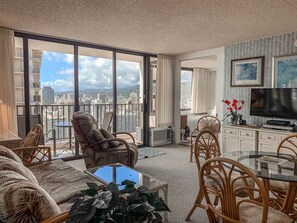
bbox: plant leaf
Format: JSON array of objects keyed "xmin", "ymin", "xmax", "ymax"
[{"xmin": 86, "ymin": 182, "xmax": 100, "ymax": 190}]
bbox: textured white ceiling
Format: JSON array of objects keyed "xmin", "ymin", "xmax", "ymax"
[{"xmin": 1, "ymin": 0, "xmax": 297, "ymax": 55}]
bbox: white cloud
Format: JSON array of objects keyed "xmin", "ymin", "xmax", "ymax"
[
  {"xmin": 58, "ymin": 68, "xmax": 74, "ymax": 75},
  {"xmin": 65, "ymin": 54, "xmax": 74, "ymax": 64},
  {"xmin": 95, "ymin": 58, "xmax": 105, "ymax": 67}
]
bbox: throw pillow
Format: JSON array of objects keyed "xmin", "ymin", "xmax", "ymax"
[
  {"xmin": 0, "ymin": 174, "xmax": 61, "ymax": 223},
  {"xmin": 0, "ymin": 145, "xmax": 23, "ymax": 164},
  {"xmin": 93, "ymin": 129, "xmax": 110, "ymax": 150},
  {"xmin": 100, "ymin": 128, "xmax": 123, "ymax": 147},
  {"xmin": 23, "ymin": 131, "xmax": 40, "ymax": 147},
  {"xmin": 0, "ymin": 156, "xmax": 38, "ymax": 184}
]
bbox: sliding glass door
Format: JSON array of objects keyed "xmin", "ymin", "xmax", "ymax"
[{"xmin": 15, "ymin": 33, "xmax": 152, "ymax": 160}]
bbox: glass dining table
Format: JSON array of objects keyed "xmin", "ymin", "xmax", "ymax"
[{"xmin": 222, "ymin": 150, "xmax": 297, "ymax": 218}]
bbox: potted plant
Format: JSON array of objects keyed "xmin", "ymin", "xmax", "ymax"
[
  {"xmin": 68, "ymin": 180, "xmax": 170, "ymax": 223},
  {"xmin": 222, "ymin": 99, "xmax": 245, "ymax": 125}
]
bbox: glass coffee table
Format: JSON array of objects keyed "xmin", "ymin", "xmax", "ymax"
[{"xmin": 84, "ymin": 163, "xmax": 168, "ymax": 222}]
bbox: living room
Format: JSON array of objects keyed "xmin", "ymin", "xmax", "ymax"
[{"xmin": 1, "ymin": 1, "xmax": 297, "ymax": 223}]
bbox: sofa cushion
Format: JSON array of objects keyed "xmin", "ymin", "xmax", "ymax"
[
  {"xmin": 0, "ymin": 145, "xmax": 23, "ymax": 164},
  {"xmin": 28, "ymin": 159, "xmax": 104, "ymax": 205},
  {"xmin": 0, "ymin": 172, "xmax": 61, "ymax": 223},
  {"xmin": 0, "ymin": 156, "xmax": 38, "ymax": 184}
]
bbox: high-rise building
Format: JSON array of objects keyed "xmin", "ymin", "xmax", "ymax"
[
  {"xmin": 42, "ymin": 86, "xmax": 55, "ymax": 105},
  {"xmin": 97, "ymin": 93, "xmax": 106, "ymax": 103},
  {"xmin": 14, "ymin": 38, "xmax": 42, "ymax": 111},
  {"xmin": 129, "ymin": 90, "xmax": 139, "ymax": 104}
]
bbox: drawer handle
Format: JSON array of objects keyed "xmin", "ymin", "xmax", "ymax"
[
  {"xmin": 267, "ymin": 137, "xmax": 271, "ymax": 139},
  {"xmin": 245, "ymin": 134, "xmax": 250, "ymax": 136},
  {"xmin": 229, "ymin": 131, "xmax": 233, "ymax": 134}
]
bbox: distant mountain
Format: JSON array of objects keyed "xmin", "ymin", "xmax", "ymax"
[{"xmin": 55, "ymin": 85, "xmax": 140, "ymax": 97}]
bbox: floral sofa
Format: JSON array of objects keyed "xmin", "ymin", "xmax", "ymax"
[{"xmin": 0, "ymin": 145, "xmax": 103, "ymax": 223}]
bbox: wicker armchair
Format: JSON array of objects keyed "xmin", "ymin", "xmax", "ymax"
[
  {"xmin": 200, "ymin": 157, "xmax": 292, "ymax": 223},
  {"xmin": 188, "ymin": 115, "xmax": 221, "ymax": 162},
  {"xmin": 72, "ymin": 111, "xmax": 138, "ymax": 169}
]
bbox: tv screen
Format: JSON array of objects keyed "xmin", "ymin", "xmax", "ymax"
[{"xmin": 250, "ymin": 88, "xmax": 297, "ymax": 119}]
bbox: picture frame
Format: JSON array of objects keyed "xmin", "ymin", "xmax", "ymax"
[
  {"xmin": 231, "ymin": 56, "xmax": 264, "ymax": 87},
  {"xmin": 273, "ymin": 54, "xmax": 297, "ymax": 88}
]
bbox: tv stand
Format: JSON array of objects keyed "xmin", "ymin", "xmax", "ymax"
[{"xmin": 222, "ymin": 125, "xmax": 296, "ymax": 153}]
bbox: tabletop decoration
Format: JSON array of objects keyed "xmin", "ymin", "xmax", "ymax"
[{"xmin": 222, "ymin": 99, "xmax": 244, "ymax": 125}]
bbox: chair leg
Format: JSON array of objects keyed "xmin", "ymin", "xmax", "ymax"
[
  {"xmin": 190, "ymin": 143, "xmax": 193, "ymax": 162},
  {"xmin": 185, "ymin": 189, "xmax": 204, "ymax": 221}
]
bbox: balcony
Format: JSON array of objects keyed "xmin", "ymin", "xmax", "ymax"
[
  {"xmin": 16, "ymin": 103, "xmax": 142, "ymax": 158},
  {"xmin": 33, "ymin": 95, "xmax": 41, "ymax": 102},
  {"xmin": 32, "ymin": 82, "xmax": 41, "ymax": 88}
]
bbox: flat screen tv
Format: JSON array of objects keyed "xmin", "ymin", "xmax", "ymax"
[{"xmin": 250, "ymin": 88, "xmax": 297, "ymax": 119}]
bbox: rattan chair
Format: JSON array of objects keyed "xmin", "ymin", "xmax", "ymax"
[
  {"xmin": 200, "ymin": 157, "xmax": 292, "ymax": 223},
  {"xmin": 189, "ymin": 115, "xmax": 221, "ymax": 162},
  {"xmin": 269, "ymin": 134, "xmax": 297, "ymax": 216},
  {"xmin": 186, "ymin": 130, "xmax": 255, "ymax": 221}
]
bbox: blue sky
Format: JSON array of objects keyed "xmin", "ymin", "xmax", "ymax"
[{"xmin": 40, "ymin": 51, "xmax": 141, "ymax": 92}]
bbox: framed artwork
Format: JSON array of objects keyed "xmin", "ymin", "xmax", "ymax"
[
  {"xmin": 273, "ymin": 54, "xmax": 297, "ymax": 88},
  {"xmin": 231, "ymin": 56, "xmax": 264, "ymax": 87}
]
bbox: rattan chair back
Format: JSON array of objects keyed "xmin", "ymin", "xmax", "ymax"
[
  {"xmin": 277, "ymin": 133, "xmax": 297, "ymax": 159},
  {"xmin": 194, "ymin": 129, "xmax": 220, "ymax": 174},
  {"xmin": 200, "ymin": 157, "xmax": 269, "ymax": 223},
  {"xmin": 197, "ymin": 115, "xmax": 221, "ymax": 134}
]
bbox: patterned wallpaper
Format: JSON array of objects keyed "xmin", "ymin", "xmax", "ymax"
[{"xmin": 224, "ymin": 31, "xmax": 297, "ymax": 126}]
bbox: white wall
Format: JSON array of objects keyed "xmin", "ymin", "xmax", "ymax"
[{"xmin": 173, "ymin": 47, "xmax": 225, "ymax": 144}]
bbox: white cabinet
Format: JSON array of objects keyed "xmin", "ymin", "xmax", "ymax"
[
  {"xmin": 257, "ymin": 129, "xmax": 292, "ymax": 152},
  {"xmin": 222, "ymin": 126, "xmax": 257, "ymax": 153},
  {"xmin": 222, "ymin": 125, "xmax": 296, "ymax": 153}
]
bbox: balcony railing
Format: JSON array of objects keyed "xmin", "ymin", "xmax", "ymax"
[{"xmin": 16, "ymin": 103, "xmax": 142, "ymax": 141}]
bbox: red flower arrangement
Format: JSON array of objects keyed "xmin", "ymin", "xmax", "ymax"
[{"xmin": 222, "ymin": 99, "xmax": 245, "ymax": 124}]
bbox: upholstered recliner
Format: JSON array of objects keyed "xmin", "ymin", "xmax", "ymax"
[{"xmin": 72, "ymin": 111, "xmax": 138, "ymax": 169}]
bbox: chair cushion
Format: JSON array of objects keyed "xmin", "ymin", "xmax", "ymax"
[
  {"xmin": 101, "ymin": 128, "xmax": 123, "ymax": 147},
  {"xmin": 0, "ymin": 145, "xmax": 23, "ymax": 164},
  {"xmin": 239, "ymin": 202, "xmax": 292, "ymax": 223},
  {"xmin": 85, "ymin": 129, "xmax": 109, "ymax": 151},
  {"xmin": 0, "ymin": 172, "xmax": 61, "ymax": 223},
  {"xmin": 270, "ymin": 180, "xmax": 288, "ymax": 194},
  {"xmin": 23, "ymin": 130, "xmax": 40, "ymax": 147},
  {"xmin": 0, "ymin": 156, "xmax": 38, "ymax": 184}
]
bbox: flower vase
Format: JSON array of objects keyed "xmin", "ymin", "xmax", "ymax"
[{"xmin": 230, "ymin": 114, "xmax": 238, "ymax": 125}]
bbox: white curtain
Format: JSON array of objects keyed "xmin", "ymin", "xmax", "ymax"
[
  {"xmin": 0, "ymin": 27, "xmax": 17, "ymax": 134},
  {"xmin": 156, "ymin": 55, "xmax": 174, "ymax": 127},
  {"xmin": 191, "ymin": 68, "xmax": 216, "ymax": 114}
]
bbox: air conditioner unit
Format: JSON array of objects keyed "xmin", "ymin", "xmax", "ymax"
[{"xmin": 149, "ymin": 127, "xmax": 171, "ymax": 147}]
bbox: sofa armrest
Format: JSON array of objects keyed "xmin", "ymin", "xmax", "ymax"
[
  {"xmin": 40, "ymin": 212, "xmax": 69, "ymax": 223},
  {"xmin": 112, "ymin": 131, "xmax": 135, "ymax": 143},
  {"xmin": 11, "ymin": 146, "xmax": 52, "ymax": 166}
]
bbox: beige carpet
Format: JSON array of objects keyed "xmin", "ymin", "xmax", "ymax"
[{"xmin": 67, "ymin": 144, "xmax": 209, "ymax": 223}]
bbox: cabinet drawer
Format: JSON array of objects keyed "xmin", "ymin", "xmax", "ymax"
[
  {"xmin": 259, "ymin": 132, "xmax": 278, "ymax": 143},
  {"xmin": 239, "ymin": 129, "xmax": 256, "ymax": 139},
  {"xmin": 223, "ymin": 128, "xmax": 238, "ymax": 137}
]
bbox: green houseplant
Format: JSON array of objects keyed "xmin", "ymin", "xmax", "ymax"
[{"xmin": 68, "ymin": 180, "xmax": 170, "ymax": 223}]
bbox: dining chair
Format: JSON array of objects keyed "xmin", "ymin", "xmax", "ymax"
[
  {"xmin": 186, "ymin": 130, "xmax": 254, "ymax": 221},
  {"xmin": 269, "ymin": 134, "xmax": 297, "ymax": 215},
  {"xmin": 200, "ymin": 157, "xmax": 293, "ymax": 223},
  {"xmin": 188, "ymin": 115, "xmax": 221, "ymax": 162}
]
